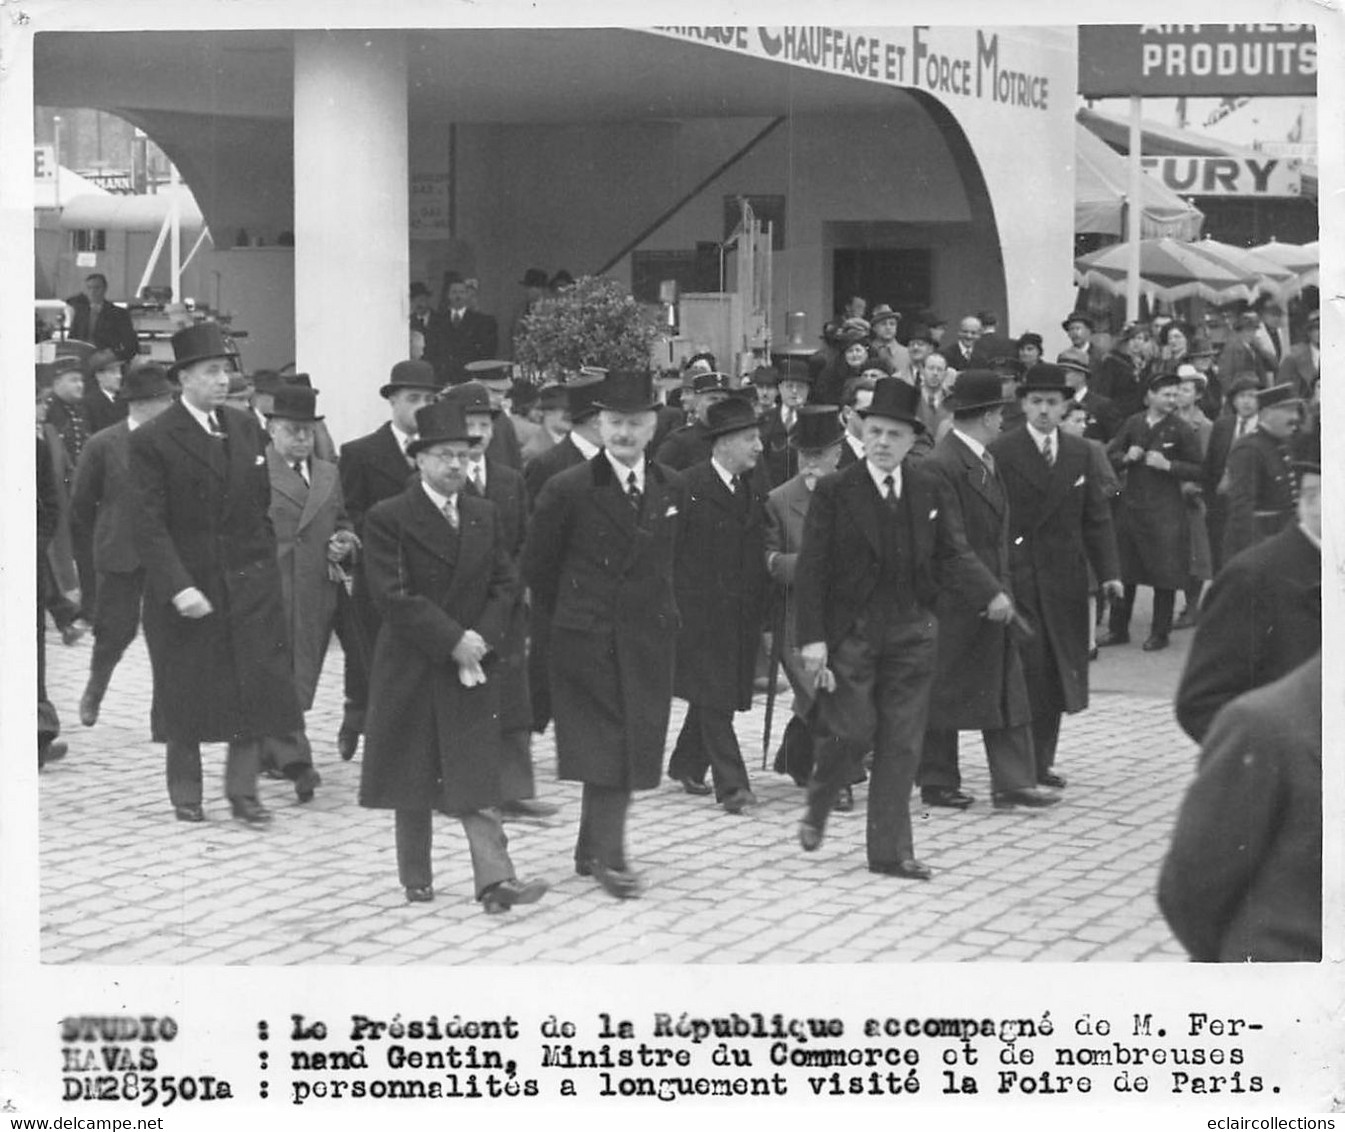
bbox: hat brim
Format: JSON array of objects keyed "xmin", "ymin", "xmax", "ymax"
[
  {"xmin": 855, "ymin": 407, "xmax": 926, "ymax": 434},
  {"xmin": 944, "ymin": 394, "xmax": 1015, "ymax": 414},
  {"xmin": 590, "ymin": 398, "xmax": 660, "ymax": 415},
  {"xmin": 380, "ymin": 381, "xmax": 442, "ymax": 398},
  {"xmin": 406, "ymin": 433, "xmax": 484, "ymax": 456},
  {"xmin": 1018, "ymin": 382, "xmax": 1072, "ymax": 396},
  {"xmin": 705, "ymin": 417, "xmax": 762, "ymax": 440},
  {"xmin": 264, "ymin": 411, "xmax": 325, "ymax": 423}
]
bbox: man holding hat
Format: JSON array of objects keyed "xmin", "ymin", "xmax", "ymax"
[
  {"xmin": 918, "ymin": 371, "xmax": 1060, "ymax": 811},
  {"xmin": 129, "ymin": 323, "xmax": 303, "ymax": 825},
  {"xmin": 523, "ymin": 370, "xmax": 685, "ymax": 899},
  {"xmin": 69, "ymin": 363, "xmax": 176, "ymax": 729},
  {"xmin": 989, "ymin": 363, "xmax": 1123, "ymax": 789},
  {"xmin": 358, "ymin": 399, "xmax": 547, "ymax": 913},
  {"xmin": 666, "ymin": 396, "xmax": 770, "ymax": 812},
  {"xmin": 793, "ymin": 378, "xmax": 995, "ymax": 879},
  {"xmin": 262, "ymin": 384, "xmax": 358, "ymax": 802},
  {"xmin": 82, "ymin": 348, "xmax": 128, "ymax": 435},
  {"xmin": 1103, "ymin": 370, "xmax": 1203, "ymax": 651},
  {"xmin": 1221, "ymin": 383, "xmax": 1304, "ymax": 562}
]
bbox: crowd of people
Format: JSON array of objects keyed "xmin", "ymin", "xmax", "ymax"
[{"xmin": 35, "ymin": 272, "xmax": 1322, "ymax": 958}]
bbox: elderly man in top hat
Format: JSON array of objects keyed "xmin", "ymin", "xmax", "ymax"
[
  {"xmin": 523, "ymin": 370, "xmax": 685, "ymax": 899},
  {"xmin": 82, "ymin": 348, "xmax": 128, "ymax": 435},
  {"xmin": 335, "ymin": 359, "xmax": 441, "ymax": 760},
  {"xmin": 1220, "ymin": 383, "xmax": 1304, "ymax": 564},
  {"xmin": 665, "ymin": 396, "xmax": 770, "ymax": 812},
  {"xmin": 70, "ymin": 362, "xmax": 176, "ymax": 729},
  {"xmin": 989, "ymin": 363, "xmax": 1123, "ymax": 790},
  {"xmin": 261, "ymin": 384, "xmax": 358, "ymax": 801},
  {"xmin": 129, "ymin": 323, "xmax": 303, "ymax": 825},
  {"xmin": 793, "ymin": 378, "xmax": 995, "ymax": 880},
  {"xmin": 917, "ymin": 371, "xmax": 1060, "ymax": 812},
  {"xmin": 358, "ymin": 398, "xmax": 547, "ymax": 913}
]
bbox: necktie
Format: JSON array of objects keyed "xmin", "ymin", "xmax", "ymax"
[
  {"xmin": 208, "ymin": 413, "xmax": 225, "ymax": 439},
  {"xmin": 882, "ymin": 473, "xmax": 899, "ymax": 509},
  {"xmin": 453, "ymin": 310, "xmax": 462, "ymax": 325},
  {"xmin": 982, "ymin": 450, "xmax": 997, "ymax": 478},
  {"xmin": 733, "ymin": 473, "xmax": 750, "ymax": 515},
  {"xmin": 783, "ymin": 407, "xmax": 795, "ymax": 432},
  {"xmin": 626, "ymin": 470, "xmax": 642, "ymax": 512},
  {"xmin": 403, "ymin": 437, "xmax": 416, "ymax": 468},
  {"xmin": 293, "ymin": 459, "xmax": 308, "ymax": 485},
  {"xmin": 471, "ymin": 462, "xmax": 485, "ymax": 493},
  {"xmin": 442, "ymin": 496, "xmax": 459, "ymax": 530},
  {"xmin": 1042, "ymin": 433, "xmax": 1055, "ymax": 468}
]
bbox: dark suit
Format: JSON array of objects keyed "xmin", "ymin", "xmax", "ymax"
[
  {"xmin": 83, "ymin": 384, "xmax": 127, "ymax": 435},
  {"xmin": 425, "ymin": 309, "xmax": 498, "ymax": 385},
  {"xmin": 1093, "ymin": 350, "xmax": 1145, "ymax": 421},
  {"xmin": 129, "ymin": 401, "xmax": 302, "ymax": 806},
  {"xmin": 1221, "ymin": 429, "xmax": 1296, "ymax": 563},
  {"xmin": 523, "ymin": 454, "xmax": 684, "ymax": 872},
  {"xmin": 1216, "ymin": 338, "xmax": 1270, "ymax": 393},
  {"xmin": 918, "ymin": 432, "xmax": 1035, "ymax": 795},
  {"xmin": 667, "ymin": 460, "xmax": 769, "ymax": 800},
  {"xmin": 336, "ymin": 422, "xmax": 416, "ymax": 738},
  {"xmin": 760, "ymin": 406, "xmax": 798, "ymax": 487},
  {"xmin": 988, "ymin": 425, "xmax": 1120, "ymax": 777},
  {"xmin": 47, "ymin": 395, "xmax": 96, "ymax": 619},
  {"xmin": 68, "ymin": 299, "xmax": 140, "ymax": 362},
  {"xmin": 1203, "ymin": 414, "xmax": 1256, "ymax": 574},
  {"xmin": 1175, "ymin": 523, "xmax": 1319, "ymax": 745},
  {"xmin": 793, "ymin": 458, "xmax": 994, "ymax": 866},
  {"xmin": 1160, "ymin": 654, "xmax": 1321, "ymax": 962}
]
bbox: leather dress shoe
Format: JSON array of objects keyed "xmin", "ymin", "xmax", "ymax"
[
  {"xmin": 589, "ymin": 861, "xmax": 643, "ymax": 900},
  {"xmin": 290, "ymin": 766, "xmax": 322, "ymax": 803},
  {"xmin": 337, "ymin": 727, "xmax": 359, "ymax": 761},
  {"xmin": 673, "ymin": 775, "xmax": 711, "ymax": 796},
  {"xmin": 499, "ymin": 798, "xmax": 560, "ymax": 820},
  {"xmin": 1096, "ymin": 629, "xmax": 1129, "ymax": 647},
  {"xmin": 798, "ymin": 819, "xmax": 824, "ymax": 852},
  {"xmin": 721, "ymin": 788, "xmax": 757, "ymax": 814},
  {"xmin": 833, "ymin": 785, "xmax": 854, "ymax": 813},
  {"xmin": 921, "ymin": 786, "xmax": 974, "ymax": 809},
  {"xmin": 1037, "ymin": 771, "xmax": 1068, "ymax": 789},
  {"xmin": 261, "ymin": 766, "xmax": 286, "ymax": 780},
  {"xmin": 574, "ymin": 859, "xmax": 593, "ymax": 877},
  {"xmin": 174, "ymin": 803, "xmax": 205, "ymax": 823},
  {"xmin": 480, "ymin": 877, "xmax": 549, "ymax": 914},
  {"xmin": 1142, "ymin": 634, "xmax": 1170, "ymax": 652},
  {"xmin": 1172, "ymin": 607, "xmax": 1199, "ymax": 630},
  {"xmin": 870, "ymin": 858, "xmax": 932, "ymax": 881},
  {"xmin": 405, "ymin": 885, "xmax": 434, "ymax": 903},
  {"xmin": 993, "ymin": 787, "xmax": 1061, "ymax": 810},
  {"xmin": 229, "ymin": 797, "xmax": 273, "ymax": 827},
  {"xmin": 60, "ymin": 619, "xmax": 91, "ymax": 646}
]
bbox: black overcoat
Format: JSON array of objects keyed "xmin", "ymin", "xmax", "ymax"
[
  {"xmin": 523, "ymin": 454, "xmax": 684, "ymax": 790},
  {"xmin": 672, "ymin": 460, "xmax": 769, "ymax": 711},
  {"xmin": 358, "ymin": 484, "xmax": 515, "ymax": 813},
  {"xmin": 473, "ymin": 460, "xmax": 532, "ymax": 733},
  {"xmin": 1221, "ymin": 429, "xmax": 1296, "ymax": 562},
  {"xmin": 129, "ymin": 400, "xmax": 301, "ymax": 742}
]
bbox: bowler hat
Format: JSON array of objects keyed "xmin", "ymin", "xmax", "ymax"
[
  {"xmin": 410, "ymin": 281, "xmax": 431, "ymax": 299},
  {"xmin": 519, "ymin": 268, "xmax": 550, "ymax": 288},
  {"xmin": 535, "ymin": 383, "xmax": 568, "ymax": 412},
  {"xmin": 169, "ymin": 322, "xmax": 238, "ymax": 378},
  {"xmin": 1256, "ymin": 383, "xmax": 1303, "ymax": 411},
  {"xmin": 751, "ymin": 364, "xmax": 779, "ymax": 387},
  {"xmin": 689, "ymin": 371, "xmax": 732, "ymax": 395},
  {"xmin": 85, "ymin": 348, "xmax": 121, "ymax": 377},
  {"xmin": 704, "ymin": 396, "xmax": 761, "ymax": 439},
  {"xmin": 592, "ymin": 370, "xmax": 658, "ymax": 414},
  {"xmin": 407, "ymin": 400, "xmax": 482, "ymax": 456},
  {"xmin": 266, "ymin": 384, "xmax": 324, "ymax": 423},
  {"xmin": 943, "ymin": 369, "xmax": 1014, "ymax": 414},
  {"xmin": 549, "ymin": 270, "xmax": 575, "ymax": 290},
  {"xmin": 1062, "ymin": 311, "xmax": 1095, "ymax": 332},
  {"xmin": 380, "ymin": 359, "xmax": 441, "ymax": 399},
  {"xmin": 777, "ymin": 357, "xmax": 813, "ymax": 384},
  {"xmin": 118, "ymin": 363, "xmax": 175, "ymax": 402},
  {"xmin": 1225, "ymin": 375, "xmax": 1262, "ymax": 400},
  {"xmin": 789, "ymin": 406, "xmax": 844, "ymax": 451},
  {"xmin": 1019, "ymin": 363, "xmax": 1072, "ymax": 395},
  {"xmin": 856, "ymin": 377, "xmax": 925, "ymax": 432},
  {"xmin": 465, "ymin": 359, "xmax": 514, "ymax": 384},
  {"xmin": 442, "ymin": 380, "xmax": 499, "ymax": 416},
  {"xmin": 566, "ymin": 371, "xmax": 605, "ymax": 422},
  {"xmin": 869, "ymin": 304, "xmax": 900, "ymax": 326}
]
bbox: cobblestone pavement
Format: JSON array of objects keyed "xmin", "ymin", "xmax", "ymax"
[{"xmin": 38, "ymin": 612, "xmax": 1197, "ymax": 965}]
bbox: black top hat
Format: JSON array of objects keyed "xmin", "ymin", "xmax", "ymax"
[
  {"xmin": 118, "ymin": 363, "xmax": 175, "ymax": 403},
  {"xmin": 510, "ymin": 379, "xmax": 540, "ymax": 412},
  {"xmin": 535, "ymin": 383, "xmax": 568, "ymax": 411},
  {"xmin": 689, "ymin": 371, "xmax": 732, "ymax": 395},
  {"xmin": 1020, "ymin": 362, "xmax": 1072, "ymax": 395},
  {"xmin": 592, "ymin": 370, "xmax": 658, "ymax": 414},
  {"xmin": 704, "ymin": 396, "xmax": 761, "ymax": 439},
  {"xmin": 442, "ymin": 380, "xmax": 499, "ymax": 416},
  {"xmin": 565, "ymin": 373, "xmax": 605, "ymax": 422},
  {"xmin": 777, "ymin": 357, "xmax": 813, "ymax": 384},
  {"xmin": 169, "ymin": 322, "xmax": 238, "ymax": 377},
  {"xmin": 380, "ymin": 359, "xmax": 441, "ymax": 399},
  {"xmin": 265, "ymin": 384, "xmax": 324, "ymax": 422},
  {"xmin": 410, "ymin": 281, "xmax": 431, "ymax": 299},
  {"xmin": 790, "ymin": 406, "xmax": 844, "ymax": 450},
  {"xmin": 1256, "ymin": 383, "xmax": 1304, "ymax": 410},
  {"xmin": 1062, "ymin": 311, "xmax": 1095, "ymax": 332},
  {"xmin": 943, "ymin": 369, "xmax": 1014, "ymax": 414},
  {"xmin": 465, "ymin": 359, "xmax": 513, "ymax": 384},
  {"xmin": 250, "ymin": 369, "xmax": 288, "ymax": 395},
  {"xmin": 520, "ymin": 268, "xmax": 550, "ymax": 288},
  {"xmin": 407, "ymin": 400, "xmax": 482, "ymax": 456},
  {"xmin": 751, "ymin": 364, "xmax": 779, "ymax": 387},
  {"xmin": 85, "ymin": 348, "xmax": 121, "ymax": 377},
  {"xmin": 856, "ymin": 377, "xmax": 925, "ymax": 432}
]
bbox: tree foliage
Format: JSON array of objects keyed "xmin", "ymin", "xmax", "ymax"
[{"xmin": 513, "ymin": 275, "xmax": 659, "ymax": 380}]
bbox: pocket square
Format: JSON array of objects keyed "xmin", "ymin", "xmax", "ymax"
[
  {"xmin": 665, "ymin": 505, "xmax": 679, "ymax": 517},
  {"xmin": 255, "ymin": 455, "xmax": 266, "ymax": 466},
  {"xmin": 928, "ymin": 508, "xmax": 938, "ymax": 519},
  {"xmin": 1073, "ymin": 474, "xmax": 1085, "ymax": 487}
]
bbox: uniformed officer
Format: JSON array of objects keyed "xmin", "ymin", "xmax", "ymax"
[{"xmin": 1221, "ymin": 383, "xmax": 1303, "ymax": 563}]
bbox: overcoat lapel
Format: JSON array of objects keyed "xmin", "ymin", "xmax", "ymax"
[
  {"xmin": 589, "ymin": 453, "xmax": 641, "ymax": 542},
  {"xmin": 298, "ymin": 460, "xmax": 336, "ymax": 531},
  {"xmin": 840, "ymin": 463, "xmax": 882, "ymax": 558},
  {"xmin": 164, "ymin": 401, "xmax": 225, "ymax": 478},
  {"xmin": 951, "ymin": 434, "xmax": 1005, "ymax": 515},
  {"xmin": 402, "ymin": 483, "xmax": 460, "ymax": 565}
]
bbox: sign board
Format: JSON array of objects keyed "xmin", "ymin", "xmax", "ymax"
[
  {"xmin": 1141, "ymin": 155, "xmax": 1302, "ymax": 197},
  {"xmin": 409, "ymin": 173, "xmax": 451, "ymax": 240},
  {"xmin": 34, "ymin": 144, "xmax": 55, "ymax": 181},
  {"xmin": 1079, "ymin": 24, "xmax": 1317, "ymax": 97}
]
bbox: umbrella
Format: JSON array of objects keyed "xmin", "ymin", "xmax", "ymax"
[
  {"xmin": 1074, "ymin": 237, "xmax": 1260, "ymax": 304},
  {"xmin": 1182, "ymin": 237, "xmax": 1298, "ymax": 298},
  {"xmin": 1247, "ymin": 239, "xmax": 1318, "ymax": 280}
]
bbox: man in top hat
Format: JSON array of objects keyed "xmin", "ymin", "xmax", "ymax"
[
  {"xmin": 358, "ymin": 399, "xmax": 547, "ymax": 913},
  {"xmin": 523, "ymin": 370, "xmax": 685, "ymax": 899},
  {"xmin": 793, "ymin": 378, "xmax": 996, "ymax": 880},
  {"xmin": 82, "ymin": 348, "xmax": 128, "ymax": 435},
  {"xmin": 1058, "ymin": 311, "xmax": 1104, "ymax": 385},
  {"xmin": 869, "ymin": 304, "xmax": 912, "ymax": 382},
  {"xmin": 69, "ymin": 363, "xmax": 176, "ymax": 729},
  {"xmin": 917, "ymin": 371, "xmax": 1060, "ymax": 812},
  {"xmin": 335, "ymin": 359, "xmax": 442, "ymax": 760},
  {"xmin": 129, "ymin": 323, "xmax": 303, "ymax": 825},
  {"xmin": 261, "ymin": 384, "xmax": 358, "ymax": 802},
  {"xmin": 764, "ymin": 406, "xmax": 851, "ymax": 792},
  {"xmin": 1221, "ymin": 383, "xmax": 1304, "ymax": 563},
  {"xmin": 462, "ymin": 360, "xmax": 523, "ymax": 470},
  {"xmin": 665, "ymin": 397, "xmax": 770, "ymax": 812},
  {"xmin": 1176, "ymin": 431, "xmax": 1320, "ymax": 745},
  {"xmin": 759, "ymin": 357, "xmax": 814, "ymax": 487},
  {"xmin": 424, "ymin": 274, "xmax": 498, "ymax": 385},
  {"xmin": 1203, "ymin": 374, "xmax": 1262, "ymax": 576},
  {"xmin": 988, "ymin": 363, "xmax": 1122, "ymax": 790},
  {"xmin": 1276, "ymin": 308, "xmax": 1320, "ymax": 408},
  {"xmin": 1217, "ymin": 312, "xmax": 1272, "ymax": 394},
  {"xmin": 1101, "ymin": 370, "xmax": 1203, "ymax": 652},
  {"xmin": 440, "ymin": 381, "xmax": 558, "ymax": 821},
  {"xmin": 66, "ymin": 272, "xmax": 140, "ymax": 362}
]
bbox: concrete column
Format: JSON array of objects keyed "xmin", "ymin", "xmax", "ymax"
[{"xmin": 294, "ymin": 31, "xmax": 408, "ymax": 447}]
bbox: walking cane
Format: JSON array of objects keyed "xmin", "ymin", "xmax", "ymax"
[{"xmin": 761, "ymin": 605, "xmax": 785, "ymax": 770}]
